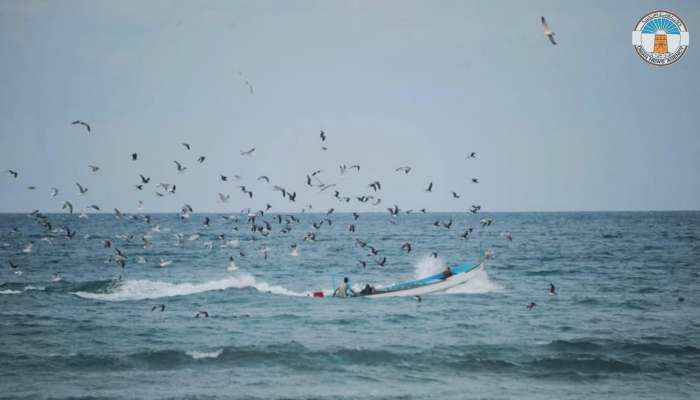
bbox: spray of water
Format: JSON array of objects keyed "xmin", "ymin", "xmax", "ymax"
[
  {"xmin": 413, "ymin": 255, "xmax": 447, "ymax": 279},
  {"xmin": 444, "ymin": 267, "xmax": 501, "ymax": 294},
  {"xmin": 413, "ymin": 254, "xmax": 501, "ymax": 295}
]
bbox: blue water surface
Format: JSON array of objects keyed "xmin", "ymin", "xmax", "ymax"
[{"xmin": 1, "ymin": 211, "xmax": 699, "ymax": 399}]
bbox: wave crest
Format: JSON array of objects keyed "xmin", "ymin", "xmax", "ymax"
[{"xmin": 186, "ymin": 349, "xmax": 224, "ymax": 360}]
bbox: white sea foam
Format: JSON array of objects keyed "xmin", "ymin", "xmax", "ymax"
[
  {"xmin": 73, "ymin": 272, "xmax": 304, "ymax": 301},
  {"xmin": 186, "ymin": 349, "xmax": 223, "ymax": 360},
  {"xmin": 0, "ymin": 285, "xmax": 45, "ymax": 295}
]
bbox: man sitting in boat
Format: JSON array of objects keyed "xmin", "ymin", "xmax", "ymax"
[
  {"xmin": 442, "ymin": 266, "xmax": 453, "ymax": 279},
  {"xmin": 359, "ymin": 284, "xmax": 376, "ymax": 295},
  {"xmin": 333, "ymin": 277, "xmax": 354, "ymax": 297}
]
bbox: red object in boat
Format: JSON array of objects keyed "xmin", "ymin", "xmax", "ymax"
[{"xmin": 312, "ymin": 291, "xmax": 324, "ymax": 298}]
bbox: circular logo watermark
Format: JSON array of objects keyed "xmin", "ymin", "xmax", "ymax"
[{"xmin": 632, "ymin": 10, "xmax": 689, "ymax": 66}]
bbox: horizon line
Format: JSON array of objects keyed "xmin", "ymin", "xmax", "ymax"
[{"xmin": 1, "ymin": 209, "xmax": 699, "ymax": 215}]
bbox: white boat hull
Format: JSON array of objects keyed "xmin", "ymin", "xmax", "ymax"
[{"xmin": 364, "ymin": 263, "xmax": 485, "ymax": 298}]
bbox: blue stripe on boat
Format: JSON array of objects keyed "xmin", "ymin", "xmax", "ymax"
[{"xmin": 378, "ymin": 262, "xmax": 479, "ymax": 292}]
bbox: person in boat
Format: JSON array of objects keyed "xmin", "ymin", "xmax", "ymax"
[
  {"xmin": 333, "ymin": 277, "xmax": 354, "ymax": 297},
  {"xmin": 360, "ymin": 283, "xmax": 376, "ymax": 295},
  {"xmin": 442, "ymin": 266, "xmax": 453, "ymax": 279}
]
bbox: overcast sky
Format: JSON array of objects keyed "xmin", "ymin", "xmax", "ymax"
[{"xmin": 1, "ymin": 0, "xmax": 698, "ymax": 213}]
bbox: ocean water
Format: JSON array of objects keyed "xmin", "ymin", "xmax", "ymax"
[{"xmin": 1, "ymin": 211, "xmax": 699, "ymax": 399}]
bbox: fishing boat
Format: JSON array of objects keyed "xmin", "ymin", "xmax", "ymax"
[{"xmin": 357, "ymin": 261, "xmax": 484, "ymax": 298}]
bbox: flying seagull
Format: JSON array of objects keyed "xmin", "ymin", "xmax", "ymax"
[
  {"xmin": 63, "ymin": 226, "xmax": 76, "ymax": 239},
  {"xmin": 76, "ymin": 182, "xmax": 88, "ymax": 195},
  {"xmin": 460, "ymin": 228, "xmax": 473, "ymax": 240},
  {"xmin": 218, "ymin": 193, "xmax": 230, "ymax": 203},
  {"xmin": 239, "ymin": 186, "xmax": 253, "ymax": 198},
  {"xmin": 387, "ymin": 204, "xmax": 400, "ymax": 216},
  {"xmin": 88, "ymin": 165, "xmax": 100, "ymax": 173},
  {"xmin": 174, "ymin": 160, "xmax": 187, "ymax": 172},
  {"xmin": 425, "ymin": 182, "xmax": 433, "ymax": 192},
  {"xmin": 62, "ymin": 201, "xmax": 73, "ymax": 214},
  {"xmin": 181, "ymin": 142, "xmax": 191, "ymax": 150},
  {"xmin": 6, "ymin": 170, "xmax": 18, "ymax": 178},
  {"xmin": 541, "ymin": 16, "xmax": 556, "ymax": 45},
  {"xmin": 197, "ymin": 156, "xmax": 206, "ymax": 163},
  {"xmin": 71, "ymin": 120, "xmax": 91, "ymax": 133},
  {"xmin": 241, "ymin": 148, "xmax": 256, "ymax": 156},
  {"xmin": 395, "ymin": 166, "xmax": 411, "ymax": 174},
  {"xmin": 320, "ymin": 130, "xmax": 326, "ymax": 142}
]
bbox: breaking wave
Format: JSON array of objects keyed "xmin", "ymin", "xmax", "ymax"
[{"xmin": 186, "ymin": 349, "xmax": 224, "ymax": 360}]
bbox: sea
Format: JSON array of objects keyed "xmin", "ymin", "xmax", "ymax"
[{"xmin": 1, "ymin": 211, "xmax": 698, "ymax": 399}]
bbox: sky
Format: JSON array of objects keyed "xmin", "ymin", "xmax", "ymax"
[{"xmin": 0, "ymin": 0, "xmax": 699, "ymax": 213}]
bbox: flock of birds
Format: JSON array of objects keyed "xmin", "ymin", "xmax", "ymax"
[{"xmin": 2, "ymin": 17, "xmax": 563, "ymax": 315}]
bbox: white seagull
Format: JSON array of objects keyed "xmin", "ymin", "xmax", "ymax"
[{"xmin": 541, "ymin": 16, "xmax": 556, "ymax": 45}]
